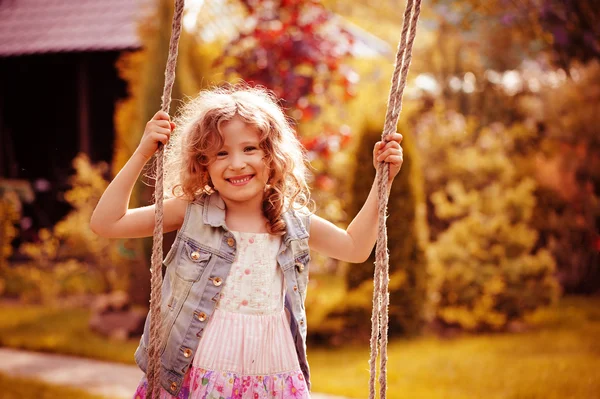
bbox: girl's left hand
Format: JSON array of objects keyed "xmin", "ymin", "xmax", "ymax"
[{"xmin": 373, "ymin": 132, "xmax": 404, "ymax": 183}]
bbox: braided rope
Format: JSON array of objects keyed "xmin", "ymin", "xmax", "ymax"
[
  {"xmin": 369, "ymin": 1, "xmax": 421, "ymax": 398},
  {"xmin": 146, "ymin": 1, "xmax": 185, "ymax": 398}
]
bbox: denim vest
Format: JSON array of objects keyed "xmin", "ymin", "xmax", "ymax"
[{"xmin": 134, "ymin": 192, "xmax": 312, "ymax": 396}]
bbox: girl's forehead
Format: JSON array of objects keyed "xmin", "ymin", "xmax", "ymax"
[{"xmin": 219, "ymin": 116, "xmax": 261, "ymax": 143}]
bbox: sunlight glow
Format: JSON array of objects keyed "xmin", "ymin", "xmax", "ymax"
[
  {"xmin": 183, "ymin": 0, "xmax": 206, "ymax": 32},
  {"xmin": 415, "ymin": 73, "xmax": 440, "ymax": 94}
]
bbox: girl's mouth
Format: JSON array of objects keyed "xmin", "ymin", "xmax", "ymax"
[{"xmin": 227, "ymin": 175, "xmax": 254, "ymax": 186}]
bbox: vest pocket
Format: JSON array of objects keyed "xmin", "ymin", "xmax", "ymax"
[{"xmin": 175, "ymin": 241, "xmax": 212, "ymax": 282}]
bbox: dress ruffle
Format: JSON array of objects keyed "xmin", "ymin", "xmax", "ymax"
[{"xmin": 133, "ymin": 367, "xmax": 309, "ymax": 399}]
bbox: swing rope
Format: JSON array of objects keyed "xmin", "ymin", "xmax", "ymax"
[
  {"xmin": 144, "ymin": 0, "xmax": 420, "ymax": 398},
  {"xmin": 146, "ymin": 0, "xmax": 185, "ymax": 398},
  {"xmin": 369, "ymin": 0, "xmax": 421, "ymax": 398}
]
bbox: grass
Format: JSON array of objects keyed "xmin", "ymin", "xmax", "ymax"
[
  {"xmin": 1, "ymin": 296, "xmax": 599, "ymax": 399},
  {"xmin": 308, "ymin": 296, "xmax": 600, "ymax": 399},
  {"xmin": 0, "ymin": 304, "xmax": 138, "ymax": 364},
  {"xmin": 0, "ymin": 372, "xmax": 105, "ymax": 399}
]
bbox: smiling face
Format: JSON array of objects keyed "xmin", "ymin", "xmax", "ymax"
[{"xmin": 206, "ymin": 115, "xmax": 270, "ymax": 208}]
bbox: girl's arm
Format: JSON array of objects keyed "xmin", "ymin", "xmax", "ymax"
[
  {"xmin": 308, "ymin": 133, "xmax": 403, "ymax": 263},
  {"xmin": 90, "ymin": 111, "xmax": 187, "ymax": 239}
]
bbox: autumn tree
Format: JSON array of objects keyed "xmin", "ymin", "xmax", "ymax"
[
  {"xmin": 409, "ymin": 0, "xmax": 600, "ymax": 294},
  {"xmin": 520, "ymin": 61, "xmax": 600, "ymax": 293},
  {"xmin": 218, "ymin": 0, "xmax": 358, "ymax": 203},
  {"xmin": 429, "ymin": 0, "xmax": 600, "ymax": 71}
]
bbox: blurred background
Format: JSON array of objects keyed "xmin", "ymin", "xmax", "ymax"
[{"xmin": 0, "ymin": 0, "xmax": 598, "ymax": 398}]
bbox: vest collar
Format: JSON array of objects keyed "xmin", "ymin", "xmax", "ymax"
[{"xmin": 201, "ymin": 192, "xmax": 308, "ymax": 244}]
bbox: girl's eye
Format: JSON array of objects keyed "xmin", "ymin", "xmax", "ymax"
[
  {"xmin": 244, "ymin": 146, "xmax": 257, "ymax": 152},
  {"xmin": 216, "ymin": 151, "xmax": 227, "ymax": 157}
]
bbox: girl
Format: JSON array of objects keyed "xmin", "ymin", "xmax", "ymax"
[{"xmin": 90, "ymin": 85, "xmax": 403, "ymax": 399}]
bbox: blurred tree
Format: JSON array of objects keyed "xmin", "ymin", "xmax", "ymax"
[
  {"xmin": 325, "ymin": 120, "xmax": 427, "ymax": 339},
  {"xmin": 429, "ymin": 0, "xmax": 600, "ymax": 71},
  {"xmin": 218, "ymin": 0, "xmax": 358, "ymax": 206},
  {"xmin": 222, "ymin": 0, "xmax": 357, "ymax": 121},
  {"xmin": 415, "ymin": 107, "xmax": 559, "ymax": 332},
  {"xmin": 113, "ymin": 0, "xmax": 222, "ymax": 305},
  {"xmin": 413, "ymin": 1, "xmax": 600, "ymax": 294},
  {"xmin": 520, "ymin": 60, "xmax": 600, "ymax": 293}
]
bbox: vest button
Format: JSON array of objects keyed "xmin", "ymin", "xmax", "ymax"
[
  {"xmin": 295, "ymin": 262, "xmax": 305, "ymax": 272},
  {"xmin": 170, "ymin": 382, "xmax": 178, "ymax": 391},
  {"xmin": 299, "ymin": 319, "xmax": 305, "ymax": 326},
  {"xmin": 293, "ymin": 285, "xmax": 298, "ymax": 292},
  {"xmin": 227, "ymin": 237, "xmax": 235, "ymax": 247},
  {"xmin": 183, "ymin": 348, "xmax": 192, "ymax": 358},
  {"xmin": 196, "ymin": 311, "xmax": 207, "ymax": 321},
  {"xmin": 212, "ymin": 277, "xmax": 223, "ymax": 286}
]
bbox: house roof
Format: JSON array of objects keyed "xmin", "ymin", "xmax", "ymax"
[{"xmin": 0, "ymin": 0, "xmax": 154, "ymax": 57}]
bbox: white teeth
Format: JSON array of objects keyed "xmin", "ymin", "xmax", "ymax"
[{"xmin": 230, "ymin": 176, "xmax": 251, "ymax": 184}]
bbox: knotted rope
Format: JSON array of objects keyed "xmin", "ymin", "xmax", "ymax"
[
  {"xmin": 369, "ymin": 1, "xmax": 421, "ymax": 399},
  {"xmin": 146, "ymin": 0, "xmax": 185, "ymax": 398}
]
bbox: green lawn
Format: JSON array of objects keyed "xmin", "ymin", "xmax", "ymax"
[
  {"xmin": 0, "ymin": 372, "xmax": 105, "ymax": 399},
  {"xmin": 1, "ymin": 296, "xmax": 599, "ymax": 399}
]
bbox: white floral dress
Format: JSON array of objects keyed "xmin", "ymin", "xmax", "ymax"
[{"xmin": 134, "ymin": 231, "xmax": 310, "ymax": 399}]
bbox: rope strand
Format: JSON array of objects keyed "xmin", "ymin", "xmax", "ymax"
[
  {"xmin": 370, "ymin": 0, "xmax": 422, "ymax": 398},
  {"xmin": 146, "ymin": 1, "xmax": 185, "ymax": 398}
]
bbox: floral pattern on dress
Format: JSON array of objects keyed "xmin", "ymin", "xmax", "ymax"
[
  {"xmin": 133, "ymin": 367, "xmax": 309, "ymax": 399},
  {"xmin": 217, "ymin": 232, "xmax": 283, "ymax": 315}
]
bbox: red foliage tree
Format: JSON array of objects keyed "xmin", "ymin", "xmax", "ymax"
[{"xmin": 217, "ymin": 0, "xmax": 358, "ymax": 188}]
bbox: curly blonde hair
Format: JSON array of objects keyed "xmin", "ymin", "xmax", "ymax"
[{"xmin": 163, "ymin": 84, "xmax": 312, "ymax": 235}]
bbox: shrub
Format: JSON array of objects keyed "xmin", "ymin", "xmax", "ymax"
[
  {"xmin": 11, "ymin": 155, "xmax": 128, "ymax": 304},
  {"xmin": 0, "ymin": 180, "xmax": 33, "ymax": 296},
  {"xmin": 416, "ymin": 108, "xmax": 560, "ymax": 331}
]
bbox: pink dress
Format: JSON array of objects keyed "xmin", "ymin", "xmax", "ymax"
[{"xmin": 134, "ymin": 231, "xmax": 310, "ymax": 399}]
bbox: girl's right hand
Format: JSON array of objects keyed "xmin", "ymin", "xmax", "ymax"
[{"xmin": 135, "ymin": 110, "xmax": 176, "ymax": 160}]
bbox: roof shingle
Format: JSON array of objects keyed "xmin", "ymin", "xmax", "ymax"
[{"xmin": 0, "ymin": 0, "xmax": 154, "ymax": 57}]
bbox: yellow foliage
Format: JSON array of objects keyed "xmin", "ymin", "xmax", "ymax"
[
  {"xmin": 13, "ymin": 155, "xmax": 129, "ymax": 303},
  {"xmin": 418, "ymin": 109, "xmax": 559, "ymax": 331},
  {"xmin": 0, "ymin": 181, "xmax": 36, "ymax": 296},
  {"xmin": 0, "ymin": 191, "xmax": 20, "ymax": 261}
]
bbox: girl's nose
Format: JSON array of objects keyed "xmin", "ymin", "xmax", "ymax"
[{"xmin": 229, "ymin": 153, "xmax": 247, "ymax": 170}]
